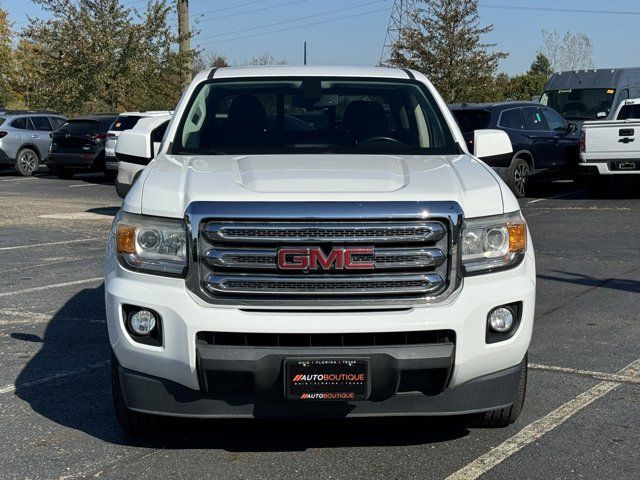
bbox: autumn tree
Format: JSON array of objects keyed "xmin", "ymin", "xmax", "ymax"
[
  {"xmin": 0, "ymin": 6, "xmax": 15, "ymax": 107},
  {"xmin": 19, "ymin": 0, "xmax": 197, "ymax": 115},
  {"xmin": 540, "ymin": 29, "xmax": 593, "ymax": 72},
  {"xmin": 390, "ymin": 0, "xmax": 507, "ymax": 103}
]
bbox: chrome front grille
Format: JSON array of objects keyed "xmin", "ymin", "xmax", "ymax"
[
  {"xmin": 204, "ymin": 222, "xmax": 446, "ymax": 244},
  {"xmin": 185, "ymin": 201, "xmax": 462, "ymax": 307}
]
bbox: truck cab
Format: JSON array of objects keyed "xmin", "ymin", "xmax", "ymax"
[{"xmin": 106, "ymin": 66, "xmax": 535, "ymax": 434}]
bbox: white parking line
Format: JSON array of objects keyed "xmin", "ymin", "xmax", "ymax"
[
  {"xmin": 525, "ymin": 189, "xmax": 587, "ymax": 204},
  {"xmin": 0, "ymin": 177, "xmax": 38, "ymax": 183},
  {"xmin": 0, "ymin": 360, "xmax": 109, "ymax": 394},
  {"xmin": 530, "ymin": 362, "xmax": 640, "ymax": 385},
  {"xmin": 446, "ymin": 359, "xmax": 640, "ymax": 480},
  {"xmin": 0, "ymin": 277, "xmax": 102, "ymax": 298},
  {"xmin": 0, "ymin": 238, "xmax": 102, "ymax": 251},
  {"xmin": 68, "ymin": 183, "xmax": 102, "ymax": 188}
]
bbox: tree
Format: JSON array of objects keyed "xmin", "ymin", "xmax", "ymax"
[
  {"xmin": 0, "ymin": 6, "xmax": 16, "ymax": 107},
  {"xmin": 193, "ymin": 50, "xmax": 229, "ymax": 74},
  {"xmin": 389, "ymin": 0, "xmax": 507, "ymax": 103},
  {"xmin": 240, "ymin": 52, "xmax": 286, "ymax": 66},
  {"xmin": 528, "ymin": 53, "xmax": 553, "ymax": 77},
  {"xmin": 540, "ymin": 29, "xmax": 593, "ymax": 72},
  {"xmin": 18, "ymin": 0, "xmax": 197, "ymax": 115}
]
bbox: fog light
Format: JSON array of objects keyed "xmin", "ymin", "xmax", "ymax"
[
  {"xmin": 128, "ymin": 310, "xmax": 156, "ymax": 335},
  {"xmin": 488, "ymin": 307, "xmax": 514, "ymax": 333}
]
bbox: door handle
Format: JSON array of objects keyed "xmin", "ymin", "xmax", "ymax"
[{"xmin": 31, "ymin": 134, "xmax": 39, "ymax": 139}]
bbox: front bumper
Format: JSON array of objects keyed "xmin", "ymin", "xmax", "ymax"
[
  {"xmin": 106, "ymin": 234, "xmax": 535, "ymax": 417},
  {"xmin": 118, "ymin": 360, "xmax": 523, "ymax": 418}
]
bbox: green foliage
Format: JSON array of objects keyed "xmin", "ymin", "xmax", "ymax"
[
  {"xmin": 389, "ymin": 0, "xmax": 508, "ymax": 103},
  {"xmin": 528, "ymin": 53, "xmax": 552, "ymax": 77},
  {"xmin": 0, "ymin": 7, "xmax": 15, "ymax": 107},
  {"xmin": 18, "ymin": 0, "xmax": 197, "ymax": 116}
]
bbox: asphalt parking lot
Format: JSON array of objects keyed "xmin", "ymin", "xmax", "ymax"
[{"xmin": 0, "ymin": 170, "xmax": 638, "ymax": 480}]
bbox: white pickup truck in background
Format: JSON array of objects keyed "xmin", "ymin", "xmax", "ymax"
[{"xmin": 580, "ymin": 98, "xmax": 640, "ymax": 190}]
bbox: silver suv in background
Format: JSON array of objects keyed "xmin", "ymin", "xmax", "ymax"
[
  {"xmin": 104, "ymin": 112, "xmax": 171, "ymax": 187},
  {"xmin": 0, "ymin": 111, "xmax": 67, "ymax": 175}
]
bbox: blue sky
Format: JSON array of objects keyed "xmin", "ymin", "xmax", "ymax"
[{"xmin": 4, "ymin": 0, "xmax": 640, "ymax": 75}]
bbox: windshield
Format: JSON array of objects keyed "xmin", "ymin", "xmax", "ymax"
[
  {"xmin": 111, "ymin": 115, "xmax": 142, "ymax": 131},
  {"xmin": 540, "ymin": 88, "xmax": 616, "ymax": 120},
  {"xmin": 174, "ymin": 78, "xmax": 456, "ymax": 155}
]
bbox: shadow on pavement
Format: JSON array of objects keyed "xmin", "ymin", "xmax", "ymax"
[
  {"xmin": 14, "ymin": 285, "xmax": 471, "ymax": 451},
  {"xmin": 526, "ymin": 177, "xmax": 640, "ymax": 200},
  {"xmin": 538, "ymin": 270, "xmax": 640, "ymax": 294}
]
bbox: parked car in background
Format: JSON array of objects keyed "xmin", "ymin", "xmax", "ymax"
[
  {"xmin": 104, "ymin": 111, "xmax": 172, "ymax": 183},
  {"xmin": 113, "ymin": 113, "xmax": 171, "ymax": 198},
  {"xmin": 0, "ymin": 111, "xmax": 67, "ymax": 176},
  {"xmin": 579, "ymin": 97, "xmax": 640, "ymax": 192},
  {"xmin": 450, "ymin": 102, "xmax": 580, "ymax": 197},
  {"xmin": 541, "ymin": 68, "xmax": 640, "ymax": 122},
  {"xmin": 47, "ymin": 114, "xmax": 118, "ymax": 179}
]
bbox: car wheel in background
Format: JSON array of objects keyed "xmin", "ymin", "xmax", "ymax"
[
  {"xmin": 507, "ymin": 158, "xmax": 530, "ymax": 198},
  {"xmin": 14, "ymin": 148, "xmax": 40, "ymax": 176},
  {"xmin": 466, "ymin": 354, "xmax": 528, "ymax": 428},
  {"xmin": 115, "ymin": 178, "xmax": 129, "ymax": 199},
  {"xmin": 53, "ymin": 167, "xmax": 74, "ymax": 179}
]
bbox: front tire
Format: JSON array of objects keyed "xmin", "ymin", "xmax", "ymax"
[
  {"xmin": 507, "ymin": 158, "xmax": 530, "ymax": 198},
  {"xmin": 466, "ymin": 354, "xmax": 528, "ymax": 428},
  {"xmin": 14, "ymin": 148, "xmax": 39, "ymax": 176},
  {"xmin": 111, "ymin": 351, "xmax": 163, "ymax": 435}
]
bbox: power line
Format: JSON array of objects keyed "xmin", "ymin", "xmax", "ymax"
[
  {"xmin": 191, "ymin": 0, "xmax": 270, "ymax": 17},
  {"xmin": 197, "ymin": 6, "xmax": 389, "ymax": 46},
  {"xmin": 195, "ymin": 0, "xmax": 310, "ymax": 22},
  {"xmin": 481, "ymin": 4, "xmax": 640, "ymax": 16},
  {"xmin": 196, "ymin": 0, "xmax": 388, "ymax": 42}
]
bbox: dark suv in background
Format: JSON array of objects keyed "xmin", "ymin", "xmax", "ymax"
[
  {"xmin": 450, "ymin": 102, "xmax": 580, "ymax": 197},
  {"xmin": 47, "ymin": 114, "xmax": 118, "ymax": 179}
]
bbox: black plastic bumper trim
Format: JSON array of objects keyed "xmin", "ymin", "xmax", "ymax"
[{"xmin": 117, "ymin": 361, "xmax": 523, "ymax": 418}]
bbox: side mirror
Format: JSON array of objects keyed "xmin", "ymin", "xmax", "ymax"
[
  {"xmin": 473, "ymin": 129, "xmax": 513, "ymax": 159},
  {"xmin": 567, "ymin": 122, "xmax": 577, "ymax": 133},
  {"xmin": 115, "ymin": 130, "xmax": 153, "ymax": 164}
]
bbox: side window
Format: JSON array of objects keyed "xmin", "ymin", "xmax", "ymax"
[
  {"xmin": 498, "ymin": 109, "xmax": 523, "ymax": 130},
  {"xmin": 619, "ymin": 89, "xmax": 630, "ymax": 102},
  {"xmin": 541, "ymin": 109, "xmax": 566, "ymax": 132},
  {"xmin": 522, "ymin": 107, "xmax": 549, "ymax": 131},
  {"xmin": 11, "ymin": 117, "xmax": 30, "ymax": 130},
  {"xmin": 30, "ymin": 116, "xmax": 53, "ymax": 131},
  {"xmin": 49, "ymin": 117, "xmax": 66, "ymax": 130}
]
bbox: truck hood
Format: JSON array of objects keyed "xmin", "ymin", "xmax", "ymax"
[{"xmin": 128, "ymin": 154, "xmax": 508, "ymax": 218}]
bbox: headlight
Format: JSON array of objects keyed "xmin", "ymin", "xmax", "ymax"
[
  {"xmin": 461, "ymin": 211, "xmax": 527, "ymax": 275},
  {"xmin": 115, "ymin": 212, "xmax": 188, "ymax": 276}
]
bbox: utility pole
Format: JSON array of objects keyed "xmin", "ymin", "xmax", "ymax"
[
  {"xmin": 177, "ymin": 0, "xmax": 191, "ymax": 87},
  {"xmin": 304, "ymin": 41, "xmax": 307, "ymax": 65},
  {"xmin": 379, "ymin": 0, "xmax": 418, "ymax": 67}
]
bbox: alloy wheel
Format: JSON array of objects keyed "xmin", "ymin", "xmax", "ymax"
[
  {"xmin": 19, "ymin": 152, "xmax": 37, "ymax": 173},
  {"xmin": 513, "ymin": 163, "xmax": 529, "ymax": 197}
]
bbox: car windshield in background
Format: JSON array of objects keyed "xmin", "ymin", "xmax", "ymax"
[
  {"xmin": 175, "ymin": 78, "xmax": 456, "ymax": 155},
  {"xmin": 111, "ymin": 116, "xmax": 141, "ymax": 131},
  {"xmin": 540, "ymin": 88, "xmax": 616, "ymax": 120},
  {"xmin": 617, "ymin": 104, "xmax": 640, "ymax": 120},
  {"xmin": 59, "ymin": 121, "xmax": 97, "ymax": 134},
  {"xmin": 451, "ymin": 110, "xmax": 490, "ymax": 133}
]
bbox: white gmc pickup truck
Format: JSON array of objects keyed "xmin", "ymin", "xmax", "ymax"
[
  {"xmin": 106, "ymin": 66, "xmax": 535, "ymax": 434},
  {"xmin": 580, "ymin": 98, "xmax": 640, "ymax": 190}
]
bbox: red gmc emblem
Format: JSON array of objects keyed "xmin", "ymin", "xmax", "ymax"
[{"xmin": 277, "ymin": 247, "xmax": 375, "ymax": 270}]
